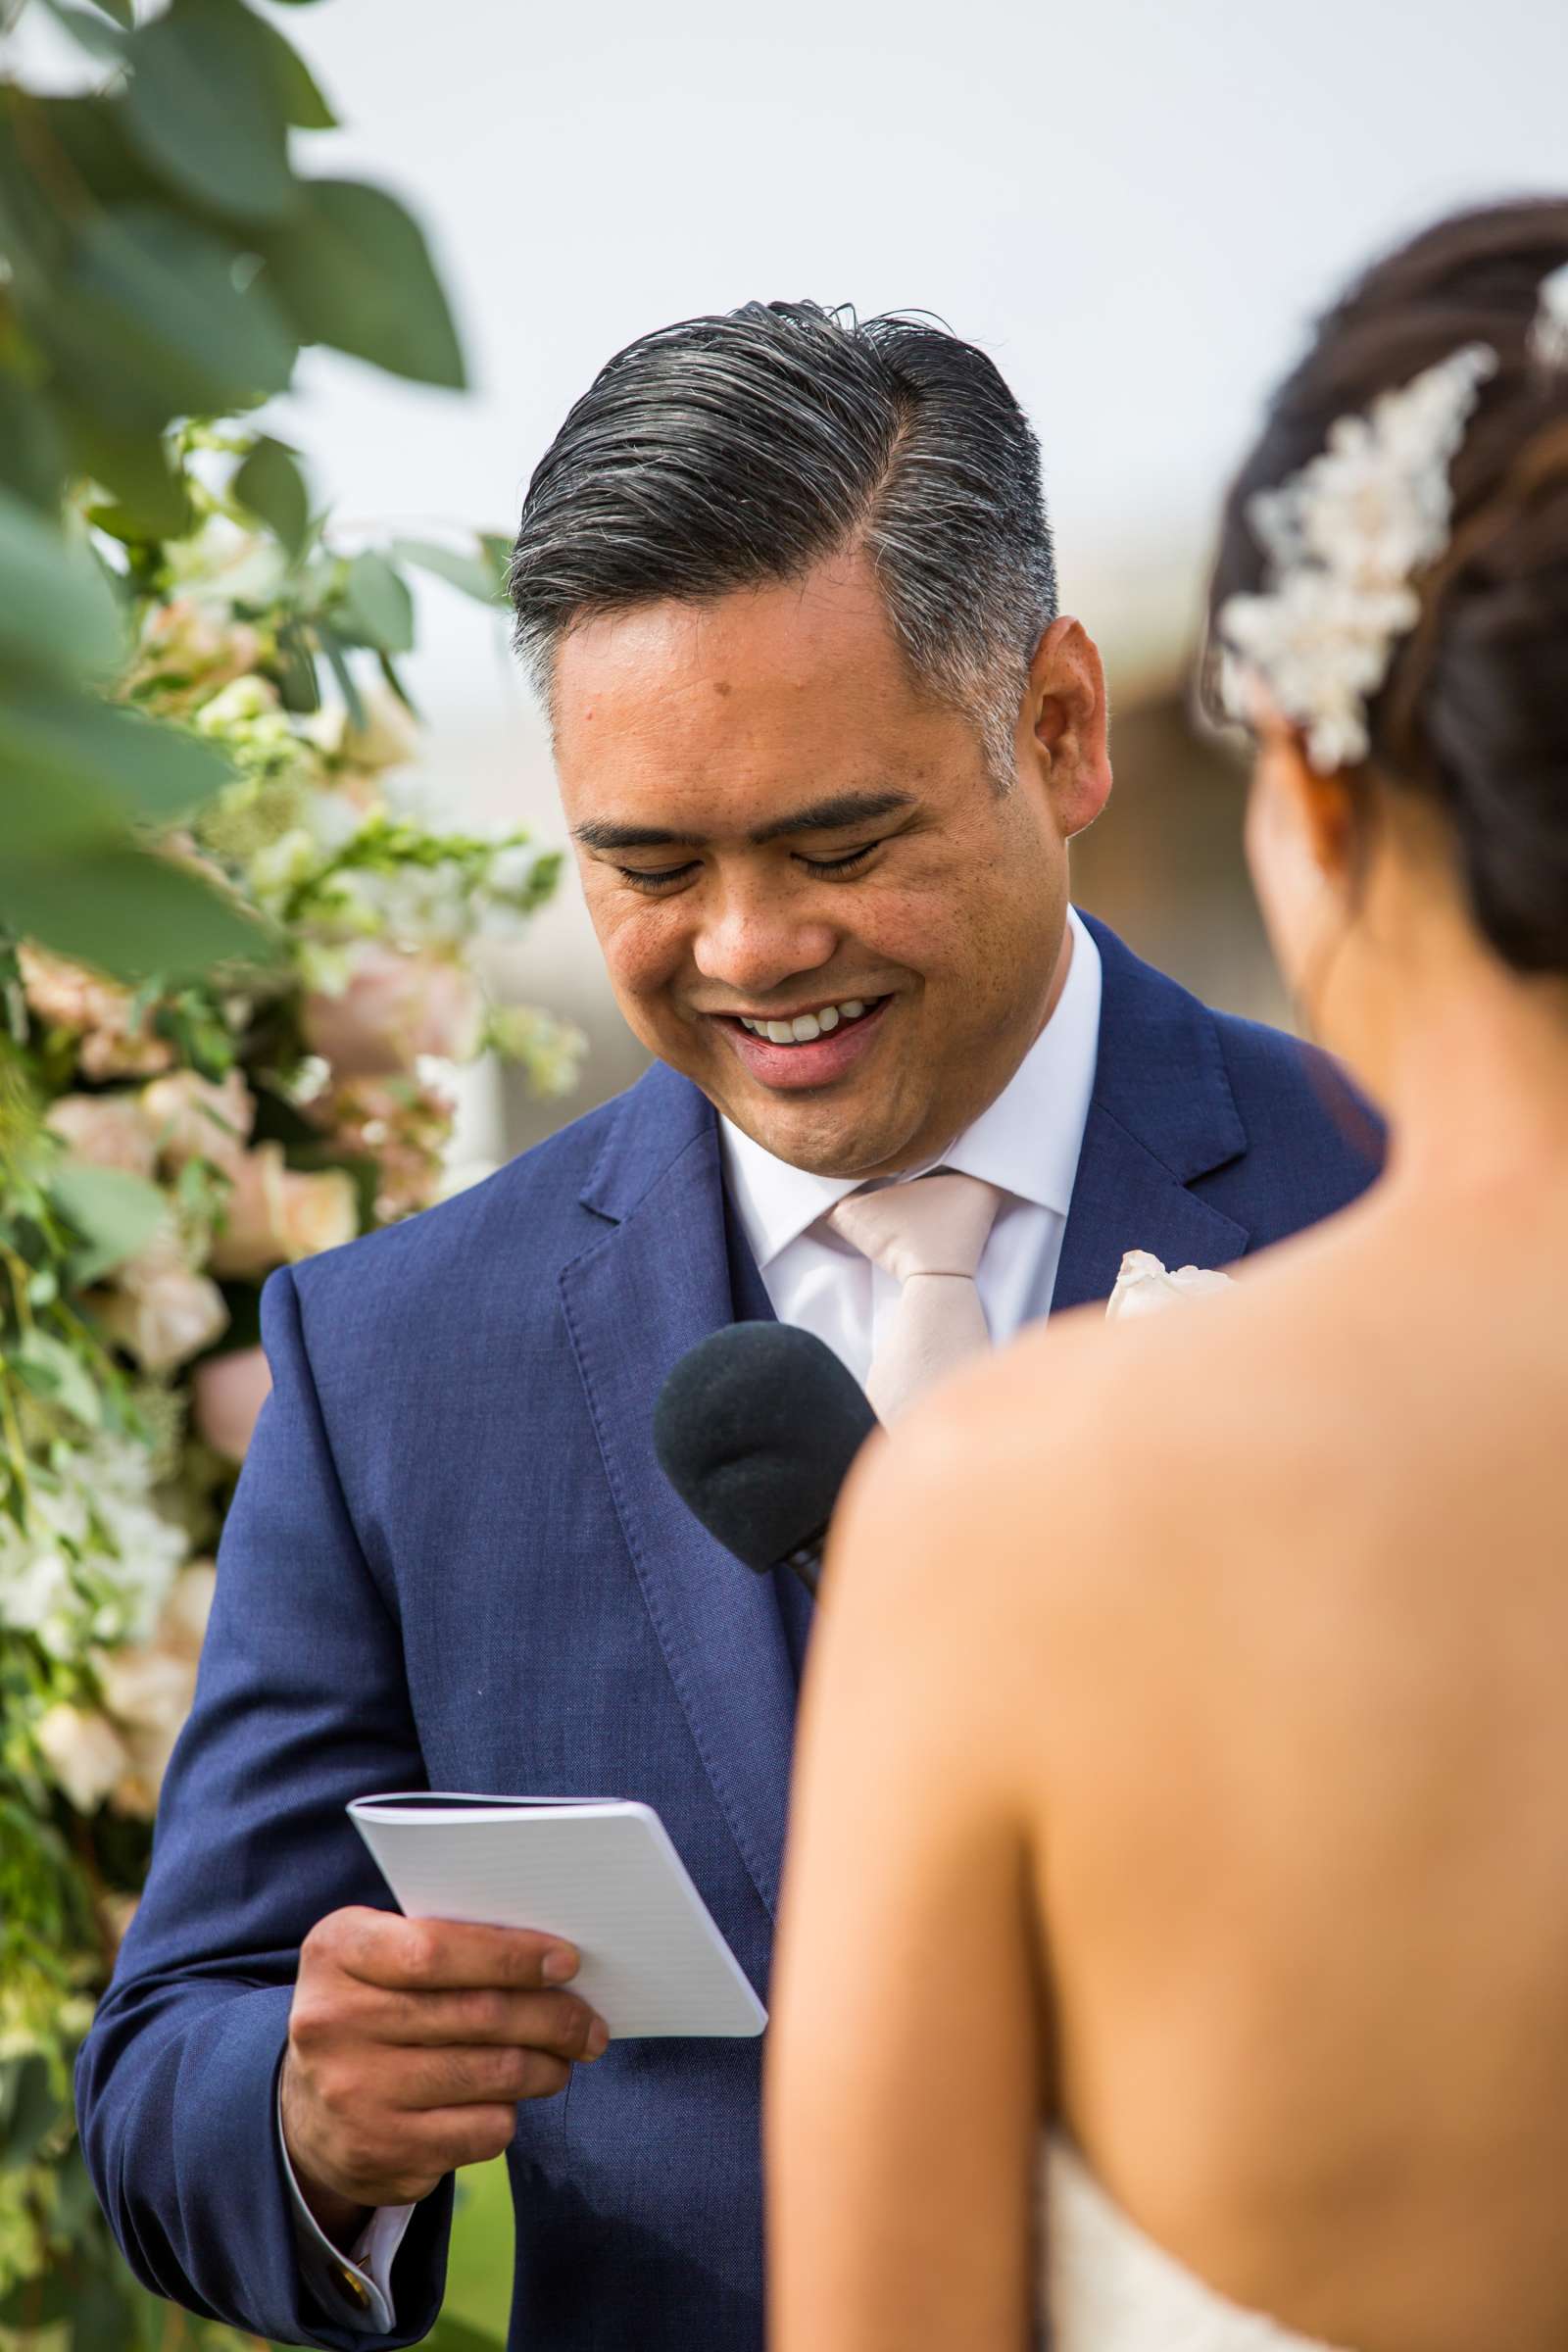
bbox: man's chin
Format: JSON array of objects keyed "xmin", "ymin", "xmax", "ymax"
[{"xmin": 719, "ymin": 1089, "xmax": 924, "ymax": 1180}]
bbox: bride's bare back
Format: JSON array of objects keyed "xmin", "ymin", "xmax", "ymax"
[
  {"xmin": 1014, "ymin": 1185, "xmax": 1568, "ymax": 2349},
  {"xmin": 771, "ymin": 1173, "xmax": 1568, "ymax": 2352}
]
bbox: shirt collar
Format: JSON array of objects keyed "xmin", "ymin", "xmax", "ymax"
[{"xmin": 718, "ymin": 906, "xmax": 1103, "ymax": 1273}]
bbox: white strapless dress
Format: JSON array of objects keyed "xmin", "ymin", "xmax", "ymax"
[{"xmin": 1044, "ymin": 2136, "xmax": 1353, "ymax": 2351}]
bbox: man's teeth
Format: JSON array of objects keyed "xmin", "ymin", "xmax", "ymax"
[{"xmin": 739, "ymin": 999, "xmax": 873, "ymax": 1045}]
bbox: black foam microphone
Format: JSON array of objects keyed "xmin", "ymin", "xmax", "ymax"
[{"xmin": 653, "ymin": 1322, "xmax": 879, "ymax": 1594}]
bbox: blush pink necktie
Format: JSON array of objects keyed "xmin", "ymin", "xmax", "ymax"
[{"xmin": 827, "ymin": 1171, "xmax": 1006, "ymax": 1423}]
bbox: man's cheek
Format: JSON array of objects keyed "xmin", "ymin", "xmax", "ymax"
[{"xmin": 599, "ymin": 914, "xmax": 688, "ymax": 1020}]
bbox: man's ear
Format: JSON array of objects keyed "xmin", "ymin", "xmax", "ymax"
[{"xmin": 1021, "ymin": 616, "xmax": 1112, "ymax": 836}]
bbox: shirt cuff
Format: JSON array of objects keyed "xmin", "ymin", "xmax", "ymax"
[{"xmin": 275, "ymin": 2080, "xmax": 416, "ymax": 2334}]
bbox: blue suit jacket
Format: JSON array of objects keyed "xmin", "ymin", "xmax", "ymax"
[{"xmin": 77, "ymin": 919, "xmax": 1381, "ymax": 2351}]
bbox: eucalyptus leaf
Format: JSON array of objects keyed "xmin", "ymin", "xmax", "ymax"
[
  {"xmin": 234, "ymin": 434, "xmax": 310, "ymax": 558},
  {"xmin": 0, "ymin": 107, "xmax": 72, "ymax": 294},
  {"xmin": 122, "ymin": 0, "xmax": 298, "ymax": 227},
  {"xmin": 377, "ymin": 650, "xmax": 419, "ymax": 716},
  {"xmin": 81, "ymin": 0, "xmax": 135, "ymax": 23},
  {"xmin": 63, "ymin": 409, "xmax": 191, "ymax": 541},
  {"xmin": 274, "ymin": 617, "xmax": 321, "ymax": 712},
  {"xmin": 46, "ymin": 205, "xmax": 298, "ymax": 431},
  {"xmin": 0, "ymin": 488, "xmax": 126, "ymax": 681},
  {"xmin": 38, "ymin": 0, "xmax": 129, "ymax": 61},
  {"xmin": 246, "ymin": 9, "xmax": 337, "ymax": 129},
  {"xmin": 317, "ymin": 622, "xmax": 368, "ymax": 730},
  {"xmin": 13, "ymin": 1330, "xmax": 102, "ymax": 1428},
  {"xmin": 50, "ymin": 1164, "xmax": 167, "ymax": 1286},
  {"xmin": 2, "ymin": 847, "xmax": 274, "ymax": 983},
  {"xmin": 0, "ymin": 376, "xmax": 65, "ymax": 511},
  {"xmin": 258, "ymin": 178, "xmax": 466, "ymax": 389},
  {"xmin": 0, "ymin": 689, "xmax": 234, "ymax": 832},
  {"xmin": 342, "ymin": 551, "xmax": 415, "ymax": 653},
  {"xmin": 480, "ymin": 532, "xmax": 514, "ymax": 587},
  {"xmin": 33, "ymin": 94, "xmax": 165, "ymax": 209},
  {"xmin": 393, "ymin": 536, "xmax": 505, "ymax": 606}
]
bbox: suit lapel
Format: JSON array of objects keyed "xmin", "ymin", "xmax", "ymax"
[
  {"xmin": 560, "ymin": 1066, "xmax": 796, "ymax": 1919},
  {"xmin": 1054, "ymin": 919, "xmax": 1250, "ymax": 1311}
]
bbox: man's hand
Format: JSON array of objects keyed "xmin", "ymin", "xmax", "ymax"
[{"xmin": 280, "ymin": 1908, "xmax": 608, "ymax": 2242}]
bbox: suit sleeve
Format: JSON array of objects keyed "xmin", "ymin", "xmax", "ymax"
[{"xmin": 74, "ymin": 1265, "xmax": 456, "ymax": 2350}]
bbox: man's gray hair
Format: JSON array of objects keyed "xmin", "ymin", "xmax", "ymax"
[{"xmin": 508, "ymin": 301, "xmax": 1057, "ymax": 784}]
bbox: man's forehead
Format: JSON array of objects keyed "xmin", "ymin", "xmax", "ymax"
[{"xmin": 552, "ymin": 552, "xmax": 909, "ymax": 713}]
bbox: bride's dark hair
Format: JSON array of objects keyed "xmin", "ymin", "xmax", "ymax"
[{"xmin": 1204, "ymin": 197, "xmax": 1568, "ymax": 976}]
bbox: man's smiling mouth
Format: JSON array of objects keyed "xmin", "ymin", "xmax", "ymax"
[
  {"xmin": 707, "ymin": 995, "xmax": 895, "ymax": 1091},
  {"xmin": 726, "ymin": 996, "xmax": 886, "ymax": 1047}
]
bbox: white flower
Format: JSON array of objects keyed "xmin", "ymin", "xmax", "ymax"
[
  {"xmin": 0, "ymin": 1435, "xmax": 191, "ymax": 1659},
  {"xmin": 1216, "ymin": 343, "xmax": 1497, "ymax": 772},
  {"xmin": 194, "ymin": 673, "xmax": 284, "ymax": 735},
  {"xmin": 1529, "ymin": 261, "xmax": 1568, "ymax": 372},
  {"xmin": 34, "ymin": 1704, "xmax": 130, "ymax": 1814},
  {"xmin": 163, "ymin": 514, "xmax": 287, "ymax": 612},
  {"xmin": 337, "ymin": 688, "xmax": 422, "ymax": 774},
  {"xmin": 1105, "ymin": 1250, "xmax": 1234, "ymax": 1323}
]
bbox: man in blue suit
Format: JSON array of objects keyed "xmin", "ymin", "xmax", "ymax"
[{"xmin": 78, "ymin": 302, "xmax": 1379, "ymax": 2351}]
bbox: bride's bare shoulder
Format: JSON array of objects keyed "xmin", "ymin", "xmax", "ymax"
[{"xmin": 830, "ymin": 1226, "xmax": 1372, "ymax": 1637}]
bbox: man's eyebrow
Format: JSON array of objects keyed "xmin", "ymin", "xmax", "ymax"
[{"xmin": 571, "ymin": 791, "xmax": 916, "ymax": 855}]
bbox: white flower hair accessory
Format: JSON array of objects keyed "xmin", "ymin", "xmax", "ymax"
[
  {"xmin": 1216, "ymin": 342, "xmax": 1497, "ymax": 772},
  {"xmin": 1529, "ymin": 260, "xmax": 1568, "ymax": 375}
]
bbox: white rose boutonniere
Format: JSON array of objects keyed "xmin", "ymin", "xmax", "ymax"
[{"xmin": 1105, "ymin": 1250, "xmax": 1234, "ymax": 1323}]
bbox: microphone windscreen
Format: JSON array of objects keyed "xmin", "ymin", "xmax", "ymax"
[{"xmin": 653, "ymin": 1322, "xmax": 878, "ymax": 1576}]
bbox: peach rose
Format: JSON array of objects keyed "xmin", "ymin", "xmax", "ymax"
[
  {"xmin": 208, "ymin": 1143, "xmax": 288, "ymax": 1278},
  {"xmin": 303, "ymin": 947, "xmax": 485, "ymax": 1077},
  {"xmin": 46, "ymin": 1092, "xmax": 157, "ymax": 1180},
  {"xmin": 18, "ymin": 945, "xmax": 174, "ymax": 1078},
  {"xmin": 95, "ymin": 1561, "xmax": 218, "ymax": 1817},
  {"xmin": 35, "ymin": 1703, "xmax": 130, "ymax": 1814},
  {"xmin": 192, "ymin": 1346, "xmax": 273, "ymax": 1462},
  {"xmin": 141, "ymin": 1068, "xmax": 256, "ymax": 1178},
  {"xmin": 97, "ymin": 1228, "xmax": 229, "ymax": 1373},
  {"xmin": 277, "ymin": 1168, "xmax": 359, "ymax": 1260},
  {"xmin": 210, "ymin": 1145, "xmax": 359, "ymax": 1277}
]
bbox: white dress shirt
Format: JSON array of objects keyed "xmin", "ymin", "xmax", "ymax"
[
  {"xmin": 721, "ymin": 906, "xmax": 1102, "ymax": 1370},
  {"xmin": 280, "ymin": 908, "xmax": 1102, "ymax": 2327}
]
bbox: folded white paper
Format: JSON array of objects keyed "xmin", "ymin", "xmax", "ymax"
[{"xmin": 349, "ymin": 1792, "xmax": 767, "ymax": 2040}]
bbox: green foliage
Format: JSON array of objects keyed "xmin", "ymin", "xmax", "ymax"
[
  {"xmin": 231, "ymin": 437, "xmax": 307, "ymax": 561},
  {"xmin": 0, "ymin": 10, "xmax": 561, "ymax": 2348},
  {"xmin": 0, "ymin": 0, "xmax": 467, "ymax": 981}
]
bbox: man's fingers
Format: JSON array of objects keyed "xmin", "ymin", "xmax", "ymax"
[
  {"xmin": 372, "ymin": 1985, "xmax": 606, "ymax": 2057},
  {"xmin": 319, "ymin": 1908, "xmax": 580, "ymax": 1994},
  {"xmin": 377, "ymin": 2105, "xmax": 522, "ymax": 2194},
  {"xmin": 396, "ymin": 2043, "xmax": 574, "ymax": 2110}
]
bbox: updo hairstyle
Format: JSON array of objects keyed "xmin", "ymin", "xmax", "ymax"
[{"xmin": 1206, "ymin": 199, "xmax": 1568, "ymax": 976}]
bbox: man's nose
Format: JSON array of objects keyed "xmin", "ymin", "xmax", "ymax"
[{"xmin": 690, "ymin": 878, "xmax": 838, "ymax": 998}]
